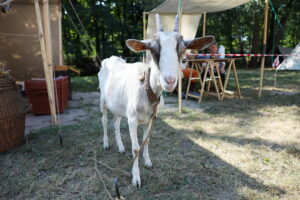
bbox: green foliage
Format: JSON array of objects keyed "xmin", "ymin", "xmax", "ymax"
[
  {"xmin": 62, "ymin": 0, "xmax": 300, "ymax": 74},
  {"xmin": 71, "ymin": 75, "xmax": 99, "ymax": 92},
  {"xmin": 62, "ymin": 0, "xmax": 163, "ymax": 75}
]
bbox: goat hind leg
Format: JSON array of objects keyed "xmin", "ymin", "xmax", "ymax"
[
  {"xmin": 101, "ymin": 106, "xmax": 109, "ymax": 150},
  {"xmin": 113, "ymin": 116, "xmax": 125, "ymax": 153}
]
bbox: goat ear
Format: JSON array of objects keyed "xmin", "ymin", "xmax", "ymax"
[
  {"xmin": 126, "ymin": 39, "xmax": 151, "ymax": 52},
  {"xmin": 184, "ymin": 36, "xmax": 215, "ymax": 50}
]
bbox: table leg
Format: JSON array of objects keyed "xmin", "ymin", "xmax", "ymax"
[
  {"xmin": 198, "ymin": 62, "xmax": 209, "ymax": 104},
  {"xmin": 215, "ymin": 62, "xmax": 224, "ymax": 101},
  {"xmin": 232, "ymin": 61, "xmax": 242, "ymax": 99},
  {"xmin": 185, "ymin": 61, "xmax": 193, "ymax": 100},
  {"xmin": 211, "ymin": 62, "xmax": 221, "ymax": 100},
  {"xmin": 222, "ymin": 60, "xmax": 232, "ymax": 100},
  {"xmin": 196, "ymin": 62, "xmax": 203, "ymax": 86}
]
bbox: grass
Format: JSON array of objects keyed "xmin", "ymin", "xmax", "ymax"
[
  {"xmin": 71, "ymin": 76, "xmax": 98, "ymax": 92},
  {"xmin": 1, "ymin": 69, "xmax": 300, "ymax": 200}
]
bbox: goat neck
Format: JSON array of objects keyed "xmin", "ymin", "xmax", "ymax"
[{"xmin": 148, "ymin": 59, "xmax": 162, "ymax": 97}]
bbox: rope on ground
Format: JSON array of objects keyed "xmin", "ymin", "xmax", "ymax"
[
  {"xmin": 91, "ymin": 158, "xmax": 131, "ymax": 177},
  {"xmin": 94, "ymin": 150, "xmax": 114, "ymax": 200}
]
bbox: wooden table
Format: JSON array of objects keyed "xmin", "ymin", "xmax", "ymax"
[{"xmin": 185, "ymin": 58, "xmax": 242, "ymax": 103}]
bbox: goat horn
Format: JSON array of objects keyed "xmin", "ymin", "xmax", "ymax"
[
  {"xmin": 173, "ymin": 15, "xmax": 179, "ymax": 32},
  {"xmin": 156, "ymin": 14, "xmax": 164, "ymax": 32}
]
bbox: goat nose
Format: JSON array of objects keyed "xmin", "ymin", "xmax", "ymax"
[{"xmin": 165, "ymin": 76, "xmax": 176, "ymax": 85}]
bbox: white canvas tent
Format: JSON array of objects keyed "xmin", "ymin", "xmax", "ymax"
[
  {"xmin": 277, "ymin": 43, "xmax": 300, "ymax": 70},
  {"xmin": 150, "ymin": 0, "xmax": 251, "ymax": 14},
  {"xmin": 145, "ymin": 0, "xmax": 251, "ymax": 40},
  {"xmin": 0, "ymin": 0, "xmax": 62, "ymax": 125},
  {"xmin": 144, "ymin": 0, "xmax": 270, "ymax": 111}
]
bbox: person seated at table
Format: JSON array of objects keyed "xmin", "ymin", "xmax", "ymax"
[
  {"xmin": 201, "ymin": 42, "xmax": 226, "ymax": 86},
  {"xmin": 181, "ymin": 49, "xmax": 200, "ymax": 92}
]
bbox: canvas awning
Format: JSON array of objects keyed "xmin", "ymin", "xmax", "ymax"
[
  {"xmin": 145, "ymin": 0, "xmax": 252, "ymax": 40},
  {"xmin": 150, "ymin": 0, "xmax": 251, "ymax": 14}
]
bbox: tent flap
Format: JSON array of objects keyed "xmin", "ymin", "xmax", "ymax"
[
  {"xmin": 277, "ymin": 43, "xmax": 300, "ymax": 70},
  {"xmin": 146, "ymin": 14, "xmax": 201, "ymax": 40}
]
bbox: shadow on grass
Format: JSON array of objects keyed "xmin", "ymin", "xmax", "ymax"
[
  {"xmin": 0, "ymin": 112, "xmax": 288, "ymax": 199},
  {"xmin": 179, "ymin": 87, "xmax": 300, "ymax": 117},
  {"xmin": 141, "ymin": 119, "xmax": 286, "ymax": 199},
  {"xmin": 192, "ymin": 130, "xmax": 299, "ymax": 152}
]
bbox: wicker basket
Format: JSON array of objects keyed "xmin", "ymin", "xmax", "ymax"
[{"xmin": 0, "ymin": 77, "xmax": 26, "ymax": 152}]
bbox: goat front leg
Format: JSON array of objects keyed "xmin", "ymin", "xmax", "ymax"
[
  {"xmin": 101, "ymin": 106, "xmax": 109, "ymax": 150},
  {"xmin": 113, "ymin": 116, "xmax": 125, "ymax": 153},
  {"xmin": 142, "ymin": 122, "xmax": 153, "ymax": 168},
  {"xmin": 128, "ymin": 117, "xmax": 141, "ymax": 188}
]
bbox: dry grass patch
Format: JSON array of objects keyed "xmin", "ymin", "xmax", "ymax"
[{"xmin": 1, "ymin": 69, "xmax": 300, "ymax": 199}]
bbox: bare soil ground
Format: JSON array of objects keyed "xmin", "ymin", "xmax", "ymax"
[{"xmin": 25, "ymin": 92, "xmax": 100, "ymax": 135}]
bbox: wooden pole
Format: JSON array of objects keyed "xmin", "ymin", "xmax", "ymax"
[
  {"xmin": 143, "ymin": 12, "xmax": 146, "ymax": 62},
  {"xmin": 177, "ymin": 0, "xmax": 183, "ymax": 113},
  {"xmin": 58, "ymin": 2, "xmax": 63, "ymax": 65},
  {"xmin": 43, "ymin": 0, "xmax": 53, "ymax": 67},
  {"xmin": 258, "ymin": 0, "xmax": 269, "ymax": 97},
  {"xmin": 143, "ymin": 12, "xmax": 146, "ymax": 40},
  {"xmin": 42, "ymin": 0, "xmax": 58, "ymax": 124},
  {"xmin": 34, "ymin": 0, "xmax": 57, "ymax": 125},
  {"xmin": 202, "ymin": 12, "xmax": 206, "ymax": 37}
]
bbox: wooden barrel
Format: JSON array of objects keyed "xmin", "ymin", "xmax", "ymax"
[{"xmin": 0, "ymin": 77, "xmax": 26, "ymax": 152}]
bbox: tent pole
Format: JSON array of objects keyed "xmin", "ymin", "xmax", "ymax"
[
  {"xmin": 177, "ymin": 0, "xmax": 183, "ymax": 113},
  {"xmin": 143, "ymin": 12, "xmax": 146, "ymax": 40},
  {"xmin": 34, "ymin": 0, "xmax": 57, "ymax": 125},
  {"xmin": 202, "ymin": 12, "xmax": 206, "ymax": 36},
  {"xmin": 43, "ymin": 0, "xmax": 53, "ymax": 69},
  {"xmin": 58, "ymin": 1, "xmax": 63, "ymax": 65},
  {"xmin": 143, "ymin": 12, "xmax": 146, "ymax": 62},
  {"xmin": 258, "ymin": 0, "xmax": 269, "ymax": 98},
  {"xmin": 42, "ymin": 0, "xmax": 57, "ymax": 125}
]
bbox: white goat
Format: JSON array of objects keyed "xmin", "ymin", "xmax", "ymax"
[{"xmin": 98, "ymin": 14, "xmax": 214, "ymax": 187}]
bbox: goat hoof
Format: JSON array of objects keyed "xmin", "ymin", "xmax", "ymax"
[
  {"xmin": 104, "ymin": 146, "xmax": 110, "ymax": 151},
  {"xmin": 103, "ymin": 142, "xmax": 109, "ymax": 150},
  {"xmin": 118, "ymin": 146, "xmax": 125, "ymax": 154},
  {"xmin": 119, "ymin": 150, "xmax": 125, "ymax": 154},
  {"xmin": 132, "ymin": 177, "xmax": 141, "ymax": 188},
  {"xmin": 144, "ymin": 161, "xmax": 153, "ymax": 168}
]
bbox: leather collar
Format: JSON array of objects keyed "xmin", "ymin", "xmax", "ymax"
[{"xmin": 145, "ymin": 68, "xmax": 160, "ymax": 119}]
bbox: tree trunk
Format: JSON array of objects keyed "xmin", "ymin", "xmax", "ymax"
[
  {"xmin": 266, "ymin": 0, "xmax": 295, "ymax": 65},
  {"xmin": 249, "ymin": 14, "xmax": 260, "ymax": 68}
]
